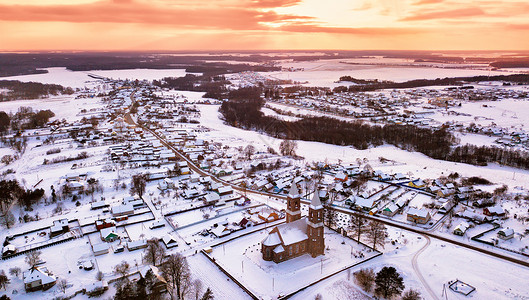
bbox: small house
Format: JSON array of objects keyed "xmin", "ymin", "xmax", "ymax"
[
  {"xmin": 382, "ymin": 203, "xmax": 399, "ymax": 217},
  {"xmin": 162, "ymin": 234, "xmax": 178, "ymax": 248},
  {"xmin": 407, "ymin": 207, "xmax": 431, "ymax": 224},
  {"xmin": 453, "ymin": 221, "xmax": 470, "ymax": 236},
  {"xmin": 408, "ymin": 179, "xmax": 426, "ymax": 189},
  {"xmin": 498, "ymin": 228, "xmax": 514, "ymax": 240},
  {"xmin": 484, "ymin": 206, "xmax": 506, "ymax": 218},
  {"xmin": 127, "ymin": 239, "xmax": 148, "ymax": 251},
  {"xmin": 92, "ymin": 243, "xmax": 110, "ymax": 256},
  {"xmin": 100, "ymin": 226, "xmax": 119, "ymax": 242},
  {"xmin": 23, "ymin": 266, "xmax": 57, "ymax": 292},
  {"xmin": 50, "ymin": 219, "xmax": 69, "ymax": 238}
]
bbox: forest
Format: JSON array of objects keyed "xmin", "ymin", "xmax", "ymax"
[
  {"xmin": 220, "ymin": 87, "xmax": 529, "ymax": 170},
  {"xmin": 0, "ymin": 80, "xmax": 74, "ymax": 101},
  {"xmin": 337, "ymin": 74, "xmax": 529, "ymax": 92}
]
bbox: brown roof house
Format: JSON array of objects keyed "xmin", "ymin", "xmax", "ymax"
[{"xmin": 261, "ymin": 184, "xmax": 325, "ymax": 263}]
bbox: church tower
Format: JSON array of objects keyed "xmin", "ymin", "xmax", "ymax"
[
  {"xmin": 307, "ymin": 189, "xmax": 325, "ymax": 257},
  {"xmin": 286, "ymin": 183, "xmax": 301, "ymax": 223}
]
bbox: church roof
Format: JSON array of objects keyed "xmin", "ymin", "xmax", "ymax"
[
  {"xmin": 275, "ymin": 218, "xmax": 308, "ymax": 246},
  {"xmin": 273, "ymin": 245, "xmax": 285, "ymax": 253},
  {"xmin": 262, "ymin": 232, "xmax": 281, "ymax": 246},
  {"xmin": 310, "ymin": 190, "xmax": 323, "ymax": 210},
  {"xmin": 288, "ymin": 182, "xmax": 299, "ymax": 198}
]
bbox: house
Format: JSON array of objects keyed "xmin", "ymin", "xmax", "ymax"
[
  {"xmin": 258, "ymin": 209, "xmax": 281, "ymax": 223},
  {"xmin": 91, "ymin": 200, "xmax": 109, "ymax": 210},
  {"xmin": 453, "ymin": 221, "xmax": 470, "ymax": 236},
  {"xmin": 203, "ymin": 192, "xmax": 220, "ymax": 205},
  {"xmin": 407, "ymin": 207, "xmax": 431, "ymax": 224},
  {"xmin": 92, "ymin": 243, "xmax": 110, "ymax": 256},
  {"xmin": 162, "ymin": 234, "xmax": 178, "ymax": 248},
  {"xmin": 211, "ymin": 224, "xmax": 230, "ymax": 238},
  {"xmin": 111, "ymin": 202, "xmax": 134, "ymax": 217},
  {"xmin": 140, "ymin": 265, "xmax": 167, "ymax": 295},
  {"xmin": 23, "ymin": 266, "xmax": 57, "ymax": 292},
  {"xmin": 100, "ymin": 226, "xmax": 119, "ymax": 242},
  {"xmin": 382, "ymin": 203, "xmax": 399, "ymax": 217},
  {"xmin": 217, "ymin": 186, "xmax": 233, "ymax": 196},
  {"xmin": 334, "ymin": 172, "xmax": 348, "ymax": 182},
  {"xmin": 127, "ymin": 239, "xmax": 148, "ymax": 251},
  {"xmin": 2, "ymin": 244, "xmax": 16, "ymax": 257},
  {"xmin": 95, "ymin": 219, "xmax": 116, "ymax": 231},
  {"xmin": 408, "ymin": 179, "xmax": 426, "ymax": 189},
  {"xmin": 484, "ymin": 206, "xmax": 506, "ymax": 217},
  {"xmin": 354, "ymin": 197, "xmax": 375, "ymax": 211},
  {"xmin": 50, "ymin": 219, "xmax": 69, "ymax": 238},
  {"xmin": 498, "ymin": 228, "xmax": 514, "ymax": 240}
]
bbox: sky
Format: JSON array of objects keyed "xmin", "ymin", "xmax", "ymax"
[{"xmin": 0, "ymin": 0, "xmax": 528, "ymax": 51}]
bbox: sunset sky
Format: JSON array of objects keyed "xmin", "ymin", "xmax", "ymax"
[{"xmin": 1, "ymin": 0, "xmax": 528, "ymax": 51}]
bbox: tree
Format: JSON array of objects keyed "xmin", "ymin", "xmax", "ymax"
[
  {"xmin": 200, "ymin": 288, "xmax": 214, "ymax": 300},
  {"xmin": 349, "ymin": 213, "xmax": 367, "ymax": 242},
  {"xmin": 0, "ymin": 294, "xmax": 10, "ymax": 300},
  {"xmin": 114, "ymin": 280, "xmax": 147, "ymax": 300},
  {"xmin": 8, "ymin": 267, "xmax": 21, "ymax": 278},
  {"xmin": 143, "ymin": 238, "xmax": 166, "ymax": 266},
  {"xmin": 402, "ymin": 288, "xmax": 422, "ymax": 300},
  {"xmin": 95, "ymin": 271, "xmax": 104, "ymax": 281},
  {"xmin": 374, "ymin": 267, "xmax": 404, "ymax": 299},
  {"xmin": 57, "ymin": 278, "xmax": 68, "ymax": 294},
  {"xmin": 353, "ymin": 268, "xmax": 375, "ymax": 292},
  {"xmin": 19, "ymin": 188, "xmax": 45, "ymax": 210},
  {"xmin": 366, "ymin": 220, "xmax": 387, "ymax": 250},
  {"xmin": 0, "ymin": 155, "xmax": 13, "ymax": 166},
  {"xmin": 24, "ymin": 250, "xmax": 42, "ymax": 268},
  {"xmin": 161, "ymin": 253, "xmax": 191, "ymax": 300},
  {"xmin": 323, "ymin": 200, "xmax": 337, "ymax": 229},
  {"xmin": 130, "ymin": 174, "xmax": 147, "ymax": 198},
  {"xmin": 191, "ymin": 279, "xmax": 203, "ymax": 300},
  {"xmin": 243, "ymin": 145, "xmax": 255, "ymax": 160},
  {"xmin": 114, "ymin": 261, "xmax": 130, "ymax": 282},
  {"xmin": 0, "ymin": 180, "xmax": 23, "ymax": 229},
  {"xmin": 0, "ymin": 270, "xmax": 8, "ymax": 290},
  {"xmin": 279, "ymin": 139, "xmax": 297, "ymax": 156},
  {"xmin": 0, "ymin": 111, "xmax": 10, "ymax": 134}
]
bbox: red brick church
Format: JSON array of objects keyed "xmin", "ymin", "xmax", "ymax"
[{"xmin": 261, "ymin": 183, "xmax": 325, "ymax": 263}]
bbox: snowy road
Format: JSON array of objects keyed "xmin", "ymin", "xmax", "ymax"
[{"xmin": 411, "ymin": 236, "xmax": 438, "ymax": 300}]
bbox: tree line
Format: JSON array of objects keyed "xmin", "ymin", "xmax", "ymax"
[
  {"xmin": 0, "ymin": 80, "xmax": 74, "ymax": 101},
  {"xmin": 220, "ymin": 87, "xmax": 529, "ymax": 169}
]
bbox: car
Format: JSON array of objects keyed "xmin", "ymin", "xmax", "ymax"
[{"xmin": 114, "ymin": 245, "xmax": 124, "ymax": 253}]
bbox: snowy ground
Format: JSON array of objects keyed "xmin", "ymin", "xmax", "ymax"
[{"xmin": 209, "ymin": 227, "xmax": 379, "ymax": 299}]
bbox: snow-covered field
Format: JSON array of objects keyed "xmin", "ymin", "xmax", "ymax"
[
  {"xmin": 257, "ymin": 59, "xmax": 511, "ymax": 87},
  {"xmin": 1, "ymin": 67, "xmax": 198, "ymax": 88}
]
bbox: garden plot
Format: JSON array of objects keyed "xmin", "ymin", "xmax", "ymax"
[
  {"xmin": 167, "ymin": 202, "xmax": 257, "ymax": 229},
  {"xmin": 209, "ymin": 227, "xmax": 379, "ymax": 299},
  {"xmin": 125, "ymin": 219, "xmax": 172, "ymax": 241}
]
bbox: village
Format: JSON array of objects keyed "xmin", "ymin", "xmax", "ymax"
[{"xmin": 1, "ymin": 71, "xmax": 529, "ymax": 300}]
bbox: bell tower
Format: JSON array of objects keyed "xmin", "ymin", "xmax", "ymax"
[
  {"xmin": 286, "ymin": 183, "xmax": 301, "ymax": 223},
  {"xmin": 307, "ymin": 189, "xmax": 325, "ymax": 257}
]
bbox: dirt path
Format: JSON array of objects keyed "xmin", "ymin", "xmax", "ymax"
[{"xmin": 411, "ymin": 235, "xmax": 439, "ymax": 300}]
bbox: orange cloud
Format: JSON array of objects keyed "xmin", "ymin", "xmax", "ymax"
[
  {"xmin": 401, "ymin": 7, "xmax": 486, "ymax": 21},
  {"xmin": 413, "ymin": 0, "xmax": 443, "ymax": 5},
  {"xmin": 278, "ymin": 24, "xmax": 421, "ymax": 35},
  {"xmin": 0, "ymin": 1, "xmax": 310, "ymax": 30}
]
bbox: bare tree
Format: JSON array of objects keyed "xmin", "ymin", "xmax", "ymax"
[
  {"xmin": 95, "ymin": 271, "xmax": 104, "ymax": 281},
  {"xmin": 349, "ymin": 213, "xmax": 367, "ymax": 242},
  {"xmin": 243, "ymin": 145, "xmax": 255, "ymax": 160},
  {"xmin": 402, "ymin": 288, "xmax": 422, "ymax": 300},
  {"xmin": 114, "ymin": 261, "xmax": 130, "ymax": 282},
  {"xmin": 130, "ymin": 174, "xmax": 147, "ymax": 198},
  {"xmin": 161, "ymin": 253, "xmax": 191, "ymax": 300},
  {"xmin": 192, "ymin": 279, "xmax": 203, "ymax": 300},
  {"xmin": 24, "ymin": 250, "xmax": 42, "ymax": 268},
  {"xmin": 8, "ymin": 267, "xmax": 21, "ymax": 278},
  {"xmin": 279, "ymin": 139, "xmax": 297, "ymax": 157},
  {"xmin": 0, "ymin": 270, "xmax": 9, "ymax": 290},
  {"xmin": 143, "ymin": 238, "xmax": 166, "ymax": 266},
  {"xmin": 366, "ymin": 220, "xmax": 387, "ymax": 250},
  {"xmin": 57, "ymin": 278, "xmax": 68, "ymax": 294},
  {"xmin": 353, "ymin": 268, "xmax": 375, "ymax": 292},
  {"xmin": 323, "ymin": 200, "xmax": 337, "ymax": 229}
]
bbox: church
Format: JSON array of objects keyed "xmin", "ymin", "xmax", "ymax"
[{"xmin": 261, "ymin": 183, "xmax": 325, "ymax": 263}]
